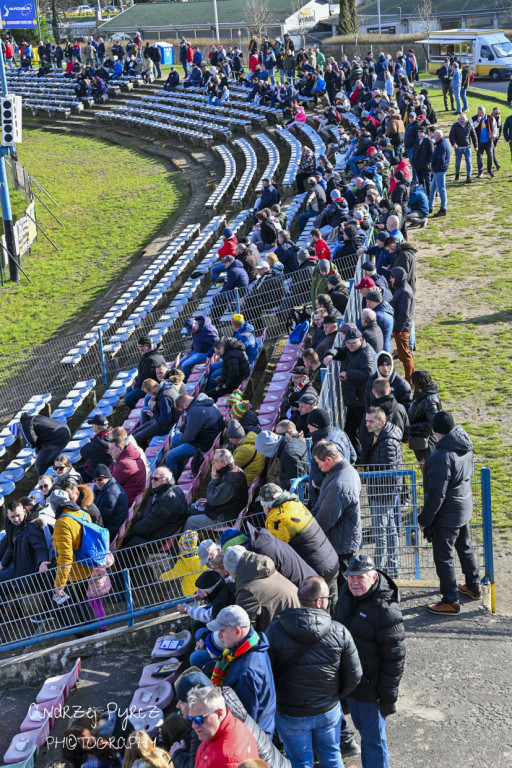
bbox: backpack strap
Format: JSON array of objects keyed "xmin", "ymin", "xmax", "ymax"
[
  {"xmin": 60, "ymin": 511, "xmax": 89, "ymax": 526},
  {"xmin": 238, "ymin": 448, "xmax": 258, "ymax": 471}
]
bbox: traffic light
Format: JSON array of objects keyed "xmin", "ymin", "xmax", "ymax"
[{"xmin": 1, "ymin": 94, "xmax": 22, "ymax": 146}]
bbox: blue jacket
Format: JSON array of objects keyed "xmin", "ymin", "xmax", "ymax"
[
  {"xmin": 153, "ymin": 380, "xmax": 177, "ymax": 427},
  {"xmin": 222, "ymin": 259, "xmax": 250, "ymax": 292},
  {"xmin": 193, "ymin": 50, "xmax": 202, "ymax": 66},
  {"xmin": 234, "ymin": 322, "xmax": 259, "ymax": 363},
  {"xmin": 94, "ymin": 477, "xmax": 129, "ymax": 540},
  {"xmin": 180, "ymin": 393, "xmax": 224, "ymax": 452},
  {"xmin": 312, "ymin": 76, "xmax": 326, "ymax": 93},
  {"xmin": 110, "ymin": 61, "xmax": 122, "ymax": 77},
  {"xmin": 451, "ymin": 67, "xmax": 462, "ymax": 88},
  {"xmin": 222, "ymin": 628, "xmax": 276, "ymax": 738},
  {"xmin": 275, "ymin": 239, "xmax": 300, "ymax": 274},
  {"xmin": 188, "ymin": 67, "xmax": 202, "ymax": 83},
  {"xmin": 192, "ymin": 315, "xmax": 219, "ymax": 356},
  {"xmin": 374, "ymin": 301, "xmax": 394, "ymax": 353},
  {"xmin": 409, "ymin": 186, "xmax": 429, "ymax": 216},
  {"xmin": 373, "ymin": 273, "xmax": 393, "ymax": 302},
  {"xmin": 1, "ymin": 515, "xmax": 53, "ymax": 578},
  {"xmin": 431, "ymin": 137, "xmax": 451, "ymax": 173},
  {"xmin": 257, "ymin": 184, "xmax": 281, "ymax": 211}
]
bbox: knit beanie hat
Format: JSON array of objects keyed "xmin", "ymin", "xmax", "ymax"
[
  {"xmin": 220, "ymin": 529, "xmax": 249, "ymax": 552},
  {"xmin": 175, "ymin": 670, "xmax": 213, "ymax": 702},
  {"xmin": 205, "ymin": 631, "xmax": 225, "ymax": 657},
  {"xmin": 432, "ymin": 410, "xmax": 455, "ymax": 435},
  {"xmin": 179, "ymin": 530, "xmax": 198, "ymax": 555},
  {"xmin": 226, "ymin": 391, "xmax": 248, "ymax": 419},
  {"xmin": 222, "ymin": 228, "xmax": 233, "ymax": 239},
  {"xmin": 93, "ymin": 464, "xmax": 112, "ymax": 480},
  {"xmin": 48, "ymin": 488, "xmax": 70, "ymax": 511},
  {"xmin": 232, "ymin": 313, "xmax": 244, "ymax": 327},
  {"xmin": 226, "ymin": 419, "xmax": 245, "ymax": 440},
  {"xmin": 366, "ymin": 288, "xmax": 383, "ymax": 303},
  {"xmin": 307, "ymin": 408, "xmax": 331, "ymax": 430},
  {"xmin": 223, "ymin": 544, "xmax": 246, "ymax": 574}
]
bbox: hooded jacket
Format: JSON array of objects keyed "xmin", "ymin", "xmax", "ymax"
[
  {"xmin": 265, "ymin": 494, "xmax": 339, "ymax": 583},
  {"xmin": 311, "ymin": 261, "xmax": 339, "ymax": 306},
  {"xmin": 125, "ymin": 479, "xmax": 188, "ymax": 544},
  {"xmin": 218, "ymin": 236, "xmax": 238, "ymax": 258},
  {"xmin": 110, "ymin": 442, "xmax": 147, "ymax": 506},
  {"xmin": 79, "ymin": 427, "xmax": 113, "ymax": 474},
  {"xmin": 53, "ymin": 502, "xmax": 93, "ymax": 588},
  {"xmin": 191, "ymin": 316, "xmax": 219, "ymax": 356},
  {"xmin": 392, "ymin": 242, "xmax": 417, "ymax": 294},
  {"xmin": 365, "ymin": 351, "xmax": 412, "ymax": 409},
  {"xmin": 222, "ymin": 259, "xmax": 250, "ymax": 293},
  {"xmin": 336, "ymin": 571, "xmax": 405, "ymax": 704},
  {"xmin": 363, "ymin": 421, "xmax": 404, "ymax": 499},
  {"xmin": 19, "ymin": 414, "xmax": 70, "ymax": 452},
  {"xmin": 134, "ymin": 343, "xmax": 166, "ymax": 389},
  {"xmin": 180, "ymin": 393, "xmax": 224, "ymax": 452},
  {"xmin": 329, "ymin": 284, "xmax": 350, "ymax": 314},
  {"xmin": 361, "ymin": 395, "xmax": 409, "ymax": 459},
  {"xmin": 204, "ymin": 464, "xmax": 249, "ymax": 521},
  {"xmin": 234, "ymin": 322, "xmax": 258, "ymax": 364},
  {"xmin": 311, "ymin": 459, "xmax": 362, "ymax": 556},
  {"xmin": 390, "ymin": 267, "xmax": 414, "ymax": 334},
  {"xmin": 331, "ymin": 339, "xmax": 377, "ymax": 407},
  {"xmin": 266, "ymin": 606, "xmax": 362, "ymax": 716},
  {"xmin": 234, "ymin": 550, "xmax": 300, "ymax": 633},
  {"xmin": 275, "ymin": 433, "xmax": 308, "ymax": 490},
  {"xmin": 408, "ymin": 382, "xmax": 441, "ymax": 439},
  {"xmin": 275, "ymin": 239, "xmax": 300, "ymax": 275},
  {"xmin": 94, "ymin": 477, "xmax": 129, "ymax": 540},
  {"xmin": 232, "ymin": 432, "xmax": 265, "ymax": 486},
  {"xmin": 247, "ymin": 525, "xmax": 316, "ymax": 586},
  {"xmin": 216, "ymin": 339, "xmax": 251, "ymax": 393},
  {"xmin": 390, "ymin": 178, "xmax": 410, "ymax": 220},
  {"xmin": 418, "ymin": 426, "xmax": 474, "ymax": 528},
  {"xmin": 151, "ymin": 381, "xmax": 177, "ymax": 427}
]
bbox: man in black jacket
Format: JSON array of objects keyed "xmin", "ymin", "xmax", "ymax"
[
  {"xmin": 327, "ymin": 273, "xmax": 350, "ymax": 314},
  {"xmin": 122, "ymin": 467, "xmax": 188, "ymax": 547},
  {"xmin": 390, "ymin": 267, "xmax": 415, "ymax": 385},
  {"xmin": 336, "ymin": 555, "xmax": 405, "ymax": 768},
  {"xmin": 418, "ymin": 411, "xmax": 480, "ymax": 615},
  {"xmin": 437, "ymin": 58, "xmax": 454, "ymax": 111},
  {"xmin": 365, "ymin": 350, "xmax": 412, "ymax": 410},
  {"xmin": 363, "ymin": 407, "xmax": 403, "ymax": 575},
  {"xmin": 324, "ymin": 328, "xmax": 377, "ymax": 458},
  {"xmin": 448, "ymin": 112, "xmax": 477, "ymax": 182},
  {"xmin": 186, "ymin": 449, "xmax": 248, "ymax": 529},
  {"xmin": 78, "ymin": 414, "xmax": 113, "ymax": 482},
  {"xmin": 124, "ymin": 335, "xmax": 166, "ymax": 410},
  {"xmin": 19, "ymin": 412, "xmax": 71, "ymax": 476},
  {"xmin": 412, "ymin": 126, "xmax": 433, "ymax": 196},
  {"xmin": 166, "ymin": 393, "xmax": 224, "ymax": 480},
  {"xmin": 267, "ymin": 575, "xmax": 362, "ymax": 765},
  {"xmin": 207, "ymin": 339, "xmax": 250, "ymax": 401},
  {"xmin": 93, "ymin": 465, "xmax": 129, "ymax": 542},
  {"xmin": 255, "ymin": 428, "xmax": 308, "ymax": 491}
]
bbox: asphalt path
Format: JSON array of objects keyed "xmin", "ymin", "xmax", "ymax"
[{"xmin": 422, "ymin": 77, "xmax": 509, "ymax": 96}]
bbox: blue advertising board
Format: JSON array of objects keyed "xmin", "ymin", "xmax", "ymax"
[{"xmin": 1, "ymin": 0, "xmax": 38, "ymax": 29}]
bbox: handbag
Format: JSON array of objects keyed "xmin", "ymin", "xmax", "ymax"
[
  {"xmin": 408, "ymin": 435, "xmax": 429, "ymax": 451},
  {"xmin": 87, "ymin": 567, "xmax": 111, "ymax": 599}
]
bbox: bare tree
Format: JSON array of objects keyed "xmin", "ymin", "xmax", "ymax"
[
  {"xmin": 415, "ymin": 0, "xmax": 439, "ymax": 59},
  {"xmin": 243, "ymin": 0, "xmax": 274, "ymax": 41}
]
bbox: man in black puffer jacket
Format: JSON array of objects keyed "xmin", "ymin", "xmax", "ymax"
[
  {"xmin": 326, "ymin": 327, "xmax": 377, "ymax": 458},
  {"xmin": 207, "ymin": 338, "xmax": 250, "ymax": 400},
  {"xmin": 122, "ymin": 466, "xmax": 188, "ymax": 547},
  {"xmin": 19, "ymin": 412, "xmax": 71, "ymax": 476},
  {"xmin": 77, "ymin": 414, "xmax": 113, "ymax": 482},
  {"xmin": 124, "ymin": 335, "xmax": 166, "ymax": 410},
  {"xmin": 336, "ymin": 554, "xmax": 405, "ymax": 768},
  {"xmin": 418, "ymin": 410, "xmax": 480, "ymax": 615},
  {"xmin": 267, "ymin": 575, "xmax": 362, "ymax": 766},
  {"xmin": 171, "ymin": 669, "xmax": 291, "ymax": 768}
]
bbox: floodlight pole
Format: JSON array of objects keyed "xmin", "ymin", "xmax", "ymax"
[
  {"xmin": 377, "ymin": 0, "xmax": 381, "ymax": 34},
  {"xmin": 0, "ymin": 47, "xmax": 19, "ymax": 282},
  {"xmin": 213, "ymin": 0, "xmax": 220, "ymax": 42}
]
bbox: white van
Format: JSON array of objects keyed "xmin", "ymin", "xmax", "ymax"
[{"xmin": 416, "ymin": 29, "xmax": 512, "ymax": 81}]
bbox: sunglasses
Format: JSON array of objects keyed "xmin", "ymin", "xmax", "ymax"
[
  {"xmin": 38, "ymin": 483, "xmax": 51, "ymax": 489},
  {"xmin": 151, "ymin": 475, "xmax": 165, "ymax": 481},
  {"xmin": 54, "ymin": 465, "xmax": 66, "ymax": 471},
  {"xmin": 187, "ymin": 711, "xmax": 216, "ymax": 725}
]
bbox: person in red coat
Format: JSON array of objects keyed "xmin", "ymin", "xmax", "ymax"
[
  {"xmin": 108, "ymin": 428, "xmax": 147, "ymax": 506},
  {"xmin": 311, "ymin": 228, "xmax": 331, "ymax": 261},
  {"xmin": 188, "ymin": 685, "xmax": 259, "ymax": 768}
]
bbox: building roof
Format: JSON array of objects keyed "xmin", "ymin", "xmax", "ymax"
[
  {"xmin": 99, "ymin": 0, "xmax": 320, "ymax": 31},
  {"xmin": 355, "ymin": 0, "xmax": 501, "ymax": 16}
]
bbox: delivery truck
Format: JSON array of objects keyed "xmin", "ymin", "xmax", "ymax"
[{"xmin": 416, "ymin": 29, "xmax": 512, "ymax": 81}]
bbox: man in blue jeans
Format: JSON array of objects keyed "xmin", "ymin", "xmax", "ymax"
[
  {"xmin": 429, "ymin": 129, "xmax": 451, "ymax": 218},
  {"xmin": 165, "ymin": 392, "xmax": 224, "ymax": 480},
  {"xmin": 336, "ymin": 555, "xmax": 406, "ymax": 768},
  {"xmin": 448, "ymin": 112, "xmax": 477, "ymax": 183},
  {"xmin": 266, "ymin": 575, "xmax": 362, "ymax": 766}
]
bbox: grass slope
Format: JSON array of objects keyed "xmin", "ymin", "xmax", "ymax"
[
  {"xmin": 411, "ymin": 89, "xmax": 512, "ymax": 525},
  {"xmin": 1, "ymin": 127, "xmax": 187, "ymax": 353}
]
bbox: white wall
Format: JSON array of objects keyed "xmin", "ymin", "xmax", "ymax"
[{"xmin": 284, "ymin": 0, "xmax": 331, "ymax": 34}]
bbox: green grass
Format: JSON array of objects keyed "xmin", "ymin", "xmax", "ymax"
[
  {"xmin": 0, "ymin": 127, "xmax": 187, "ymax": 354},
  {"xmin": 411, "ymin": 90, "xmax": 512, "ymax": 525}
]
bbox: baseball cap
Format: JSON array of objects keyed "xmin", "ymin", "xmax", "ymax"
[
  {"xmin": 207, "ymin": 605, "xmax": 251, "ymax": 632},
  {"xmin": 197, "ymin": 539, "xmax": 218, "ymax": 567},
  {"xmin": 344, "ymin": 328, "xmax": 363, "ymax": 342},
  {"xmin": 138, "ymin": 335, "xmax": 152, "ymax": 346},
  {"xmin": 361, "ymin": 261, "xmax": 377, "ymax": 273},
  {"xmin": 87, "ymin": 414, "xmax": 108, "ymax": 427},
  {"xmin": 346, "ymin": 554, "xmax": 376, "ymax": 576},
  {"xmin": 257, "ymin": 482, "xmax": 283, "ymax": 503},
  {"xmin": 354, "ymin": 277, "xmax": 375, "ymax": 291}
]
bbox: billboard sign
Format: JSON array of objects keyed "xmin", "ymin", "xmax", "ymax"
[{"xmin": 1, "ymin": 1, "xmax": 38, "ymax": 29}]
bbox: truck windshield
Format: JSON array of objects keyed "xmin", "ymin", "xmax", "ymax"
[{"xmin": 492, "ymin": 41, "xmax": 512, "ymax": 57}]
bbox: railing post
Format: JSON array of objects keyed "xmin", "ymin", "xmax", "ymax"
[
  {"xmin": 97, "ymin": 328, "xmax": 108, "ymax": 391},
  {"xmin": 481, "ymin": 466, "xmax": 495, "ymax": 613},
  {"xmin": 234, "ymin": 287, "xmax": 240, "ymax": 313},
  {"xmin": 123, "ymin": 568, "xmax": 135, "ymax": 627}
]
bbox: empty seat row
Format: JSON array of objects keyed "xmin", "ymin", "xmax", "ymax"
[
  {"xmin": 232, "ymin": 139, "xmax": 257, "ymax": 206},
  {"xmin": 205, "ymin": 145, "xmax": 236, "ymax": 210},
  {"xmin": 297, "ymin": 122, "xmax": 327, "ymax": 158},
  {"xmin": 255, "ymin": 133, "xmax": 280, "ymax": 189},
  {"xmin": 276, "ymin": 127, "xmax": 302, "ymax": 187}
]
